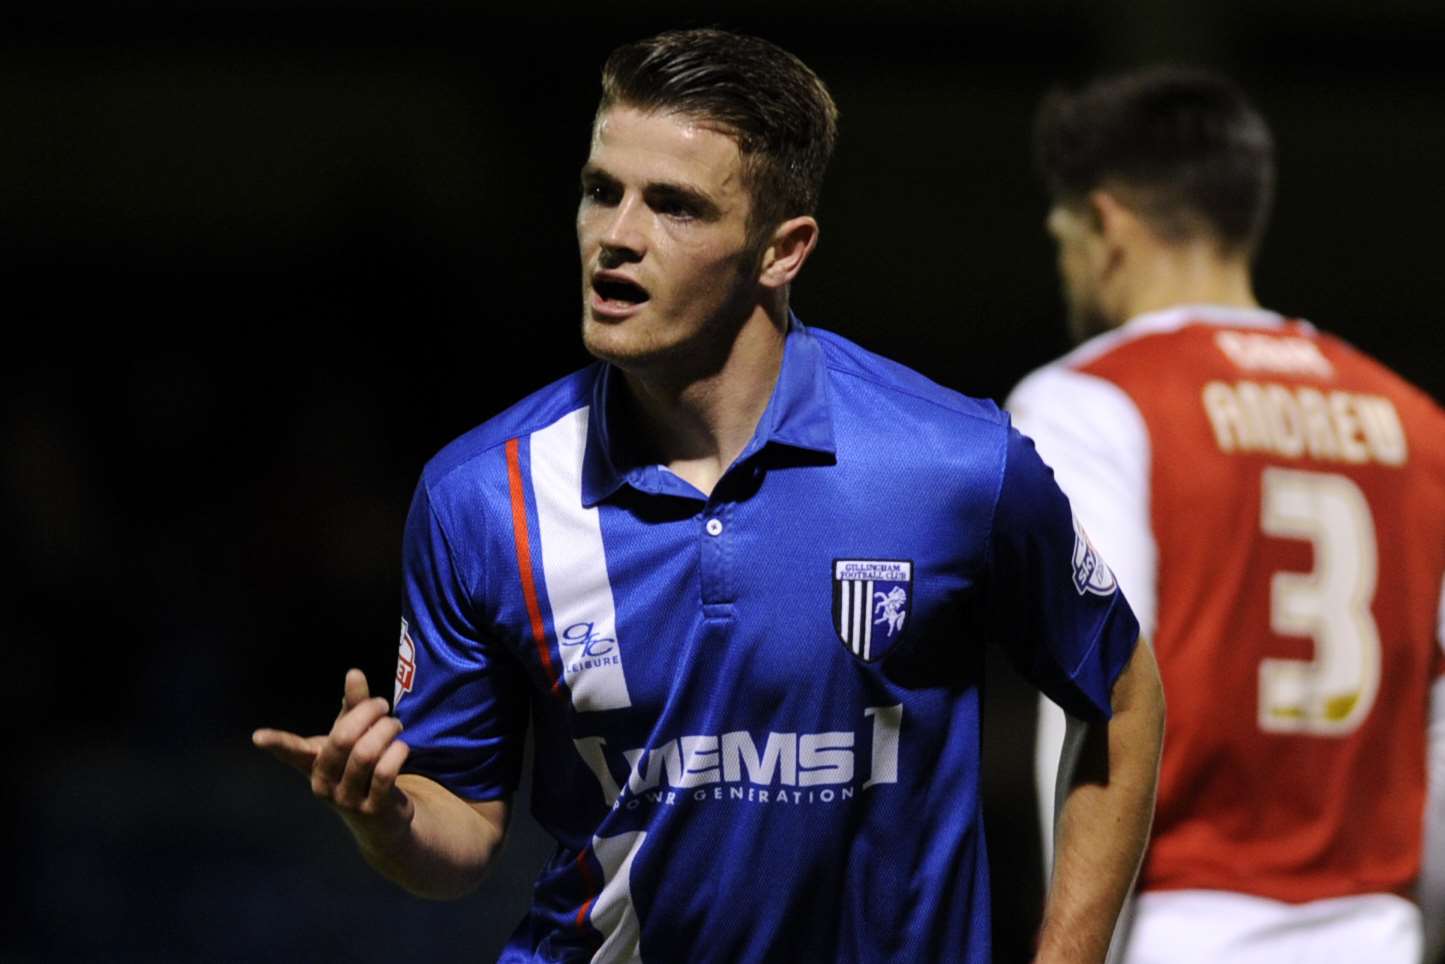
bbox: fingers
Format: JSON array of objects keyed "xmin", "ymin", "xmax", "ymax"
[
  {"xmin": 252, "ymin": 729, "xmax": 326, "ymax": 775},
  {"xmin": 313, "ymin": 695, "xmax": 391, "ymax": 799},
  {"xmin": 362, "ymin": 737, "xmax": 412, "ymax": 817},
  {"xmin": 259, "ymin": 671, "xmax": 411, "ymax": 825},
  {"xmin": 338, "ymin": 668, "xmax": 372, "ymax": 721},
  {"xmin": 335, "ymin": 715, "xmax": 406, "ymax": 809}
]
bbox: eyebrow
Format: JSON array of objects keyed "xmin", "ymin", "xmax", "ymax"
[
  {"xmin": 580, "ymin": 164, "xmax": 723, "ymax": 220},
  {"xmin": 579, "ymin": 164, "xmax": 617, "ymax": 191}
]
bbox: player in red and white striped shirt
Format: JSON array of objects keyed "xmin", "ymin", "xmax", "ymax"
[{"xmin": 1009, "ymin": 67, "xmax": 1445, "ymax": 963}]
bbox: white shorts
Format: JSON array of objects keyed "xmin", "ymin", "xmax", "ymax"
[{"xmin": 1114, "ymin": 889, "xmax": 1423, "ymax": 964}]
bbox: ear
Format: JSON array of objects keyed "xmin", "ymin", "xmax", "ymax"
[
  {"xmin": 1086, "ymin": 187, "xmax": 1150, "ymax": 247},
  {"xmin": 757, "ymin": 216, "xmax": 819, "ymax": 290},
  {"xmin": 1087, "ymin": 189, "xmax": 1141, "ymax": 273}
]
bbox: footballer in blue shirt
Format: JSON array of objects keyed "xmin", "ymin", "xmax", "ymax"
[{"xmin": 255, "ymin": 28, "xmax": 1165, "ymax": 963}]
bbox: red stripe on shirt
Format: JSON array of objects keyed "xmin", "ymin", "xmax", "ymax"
[
  {"xmin": 575, "ymin": 847, "xmax": 600, "ymax": 932},
  {"xmin": 505, "ymin": 437, "xmax": 557, "ymax": 687}
]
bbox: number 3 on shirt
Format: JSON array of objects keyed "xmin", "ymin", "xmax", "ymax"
[{"xmin": 1258, "ymin": 467, "xmax": 1381, "ymax": 736}]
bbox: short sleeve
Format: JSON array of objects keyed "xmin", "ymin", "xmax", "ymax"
[
  {"xmin": 1437, "ymin": 570, "xmax": 1445, "ymax": 679},
  {"xmin": 1007, "ymin": 364, "xmax": 1157, "ymax": 639},
  {"xmin": 395, "ymin": 480, "xmax": 528, "ymax": 801},
  {"xmin": 986, "ymin": 424, "xmax": 1141, "ymax": 721}
]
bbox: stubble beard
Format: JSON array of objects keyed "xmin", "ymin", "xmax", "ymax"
[{"xmin": 580, "ymin": 258, "xmax": 761, "ymax": 385}]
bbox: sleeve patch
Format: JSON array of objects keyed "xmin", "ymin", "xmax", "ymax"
[
  {"xmin": 395, "ymin": 617, "xmax": 417, "ymax": 706},
  {"xmin": 1072, "ymin": 512, "xmax": 1119, "ymax": 596}
]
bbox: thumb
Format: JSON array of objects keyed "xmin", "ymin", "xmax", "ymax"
[{"xmin": 252, "ymin": 729, "xmax": 325, "ymax": 775}]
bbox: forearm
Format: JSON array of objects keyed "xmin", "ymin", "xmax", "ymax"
[
  {"xmin": 1422, "ymin": 675, "xmax": 1445, "ymax": 964},
  {"xmin": 1037, "ymin": 643, "xmax": 1165, "ymax": 963},
  {"xmin": 344, "ymin": 774, "xmax": 508, "ymax": 900}
]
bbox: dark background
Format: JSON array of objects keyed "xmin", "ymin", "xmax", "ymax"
[{"xmin": 5, "ymin": 2, "xmax": 1443, "ymax": 961}]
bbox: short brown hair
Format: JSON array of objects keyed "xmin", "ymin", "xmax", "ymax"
[
  {"xmin": 599, "ymin": 28, "xmax": 839, "ymax": 238},
  {"xmin": 1035, "ymin": 66, "xmax": 1275, "ymax": 254}
]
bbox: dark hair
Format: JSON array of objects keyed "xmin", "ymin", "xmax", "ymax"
[
  {"xmin": 599, "ymin": 28, "xmax": 839, "ymax": 238},
  {"xmin": 1035, "ymin": 66, "xmax": 1275, "ymax": 254}
]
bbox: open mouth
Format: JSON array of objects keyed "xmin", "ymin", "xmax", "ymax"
[{"xmin": 592, "ymin": 276, "xmax": 650, "ymax": 307}]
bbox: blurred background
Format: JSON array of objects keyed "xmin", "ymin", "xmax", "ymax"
[{"xmin": 4, "ymin": 1, "xmax": 1443, "ymax": 961}]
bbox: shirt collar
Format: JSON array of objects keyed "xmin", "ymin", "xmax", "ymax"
[
  {"xmin": 1123, "ymin": 303, "xmax": 1292, "ymax": 334},
  {"xmin": 581, "ymin": 314, "xmax": 837, "ymax": 506},
  {"xmin": 1064, "ymin": 303, "xmax": 1302, "ymax": 370}
]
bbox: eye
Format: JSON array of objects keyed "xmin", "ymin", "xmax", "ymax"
[
  {"xmin": 654, "ymin": 198, "xmax": 695, "ymax": 219},
  {"xmin": 581, "ymin": 177, "xmax": 620, "ymax": 206}
]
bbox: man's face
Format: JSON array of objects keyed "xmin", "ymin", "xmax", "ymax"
[
  {"xmin": 1046, "ymin": 202, "xmax": 1113, "ymax": 344},
  {"xmin": 577, "ymin": 105, "xmax": 761, "ymax": 373}
]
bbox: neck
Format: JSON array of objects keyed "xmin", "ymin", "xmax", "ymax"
[
  {"xmin": 1116, "ymin": 242, "xmax": 1258, "ymax": 324},
  {"xmin": 620, "ymin": 304, "xmax": 788, "ymax": 497}
]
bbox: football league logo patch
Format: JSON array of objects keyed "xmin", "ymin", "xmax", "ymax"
[
  {"xmin": 833, "ymin": 559, "xmax": 913, "ymax": 662},
  {"xmin": 395, "ymin": 617, "xmax": 417, "ymax": 706},
  {"xmin": 1071, "ymin": 513, "xmax": 1118, "ymax": 596}
]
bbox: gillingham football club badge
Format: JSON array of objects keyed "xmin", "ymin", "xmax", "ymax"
[{"xmin": 832, "ymin": 559, "xmax": 913, "ymax": 662}]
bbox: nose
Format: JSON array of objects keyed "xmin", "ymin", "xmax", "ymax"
[{"xmin": 597, "ymin": 194, "xmax": 646, "ymax": 266}]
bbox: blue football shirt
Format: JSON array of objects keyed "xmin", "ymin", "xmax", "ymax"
[{"xmin": 394, "ymin": 317, "xmax": 1140, "ymax": 962}]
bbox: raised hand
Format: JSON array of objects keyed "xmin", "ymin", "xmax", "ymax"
[{"xmin": 253, "ymin": 669, "xmax": 415, "ymax": 835}]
